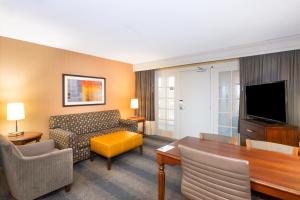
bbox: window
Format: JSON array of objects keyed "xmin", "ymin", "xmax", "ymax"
[
  {"xmin": 217, "ymin": 70, "xmax": 239, "ymax": 136},
  {"xmin": 212, "ymin": 66, "xmax": 240, "ymax": 137},
  {"xmin": 157, "ymin": 76, "xmax": 175, "ymax": 132}
]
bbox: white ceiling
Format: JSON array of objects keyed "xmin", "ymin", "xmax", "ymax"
[{"xmin": 1, "ymin": 0, "xmax": 300, "ymax": 66}]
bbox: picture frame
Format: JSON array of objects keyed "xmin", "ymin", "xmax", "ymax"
[{"xmin": 62, "ymin": 74, "xmax": 106, "ymax": 106}]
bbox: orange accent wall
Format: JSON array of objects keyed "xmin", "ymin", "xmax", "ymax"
[{"xmin": 0, "ymin": 36, "xmax": 135, "ymax": 138}]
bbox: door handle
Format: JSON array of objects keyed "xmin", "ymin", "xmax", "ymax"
[
  {"xmin": 179, "ymin": 100, "xmax": 184, "ymax": 110},
  {"xmin": 246, "ymin": 129, "xmax": 255, "ymax": 133}
]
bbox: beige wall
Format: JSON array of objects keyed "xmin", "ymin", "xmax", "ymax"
[{"xmin": 0, "ymin": 37, "xmax": 135, "ymax": 138}]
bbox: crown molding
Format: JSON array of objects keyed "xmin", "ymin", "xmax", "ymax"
[{"xmin": 133, "ymin": 34, "xmax": 300, "ymax": 71}]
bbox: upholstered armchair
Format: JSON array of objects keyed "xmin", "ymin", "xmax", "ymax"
[
  {"xmin": 0, "ymin": 149, "xmax": 9, "ymax": 199},
  {"xmin": 0, "ymin": 135, "xmax": 73, "ymax": 200}
]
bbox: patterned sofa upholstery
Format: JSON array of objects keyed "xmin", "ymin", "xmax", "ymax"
[{"xmin": 49, "ymin": 110, "xmax": 138, "ymax": 163}]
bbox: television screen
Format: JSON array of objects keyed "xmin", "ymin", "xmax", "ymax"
[{"xmin": 246, "ymin": 81, "xmax": 286, "ymax": 123}]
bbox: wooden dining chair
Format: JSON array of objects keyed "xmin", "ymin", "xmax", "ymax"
[
  {"xmin": 246, "ymin": 139, "xmax": 299, "ymax": 157},
  {"xmin": 179, "ymin": 145, "xmax": 251, "ymax": 200},
  {"xmin": 199, "ymin": 132, "xmax": 238, "ymax": 145}
]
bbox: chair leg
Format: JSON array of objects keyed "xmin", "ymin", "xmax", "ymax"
[
  {"xmin": 9, "ymin": 192, "xmax": 16, "ymax": 200},
  {"xmin": 90, "ymin": 151, "xmax": 95, "ymax": 161},
  {"xmin": 139, "ymin": 145, "xmax": 143, "ymax": 155},
  {"xmin": 107, "ymin": 157, "xmax": 111, "ymax": 170},
  {"xmin": 64, "ymin": 184, "xmax": 72, "ymax": 192}
]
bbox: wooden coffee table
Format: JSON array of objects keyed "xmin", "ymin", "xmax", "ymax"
[{"xmin": 7, "ymin": 132, "xmax": 43, "ymax": 145}]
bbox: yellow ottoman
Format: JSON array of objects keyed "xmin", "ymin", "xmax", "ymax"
[{"xmin": 90, "ymin": 131, "xmax": 143, "ymax": 170}]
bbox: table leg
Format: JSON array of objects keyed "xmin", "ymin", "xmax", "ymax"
[
  {"xmin": 36, "ymin": 136, "xmax": 41, "ymax": 143},
  {"xmin": 158, "ymin": 163, "xmax": 165, "ymax": 200},
  {"xmin": 107, "ymin": 158, "xmax": 112, "ymax": 170}
]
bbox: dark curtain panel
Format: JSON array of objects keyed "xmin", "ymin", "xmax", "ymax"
[
  {"xmin": 135, "ymin": 70, "xmax": 155, "ymax": 121},
  {"xmin": 239, "ymin": 50, "xmax": 300, "ymax": 128}
]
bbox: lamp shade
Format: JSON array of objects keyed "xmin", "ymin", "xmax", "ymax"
[
  {"xmin": 130, "ymin": 99, "xmax": 139, "ymax": 109},
  {"xmin": 7, "ymin": 102, "xmax": 25, "ymax": 120}
]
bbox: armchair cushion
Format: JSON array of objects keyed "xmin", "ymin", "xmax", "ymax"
[{"xmin": 17, "ymin": 140, "xmax": 56, "ymax": 156}]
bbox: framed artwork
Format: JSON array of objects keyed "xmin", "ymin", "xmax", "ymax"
[{"xmin": 63, "ymin": 74, "xmax": 106, "ymax": 106}]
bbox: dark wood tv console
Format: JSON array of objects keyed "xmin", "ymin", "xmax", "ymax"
[{"xmin": 240, "ymin": 119, "xmax": 299, "ymax": 146}]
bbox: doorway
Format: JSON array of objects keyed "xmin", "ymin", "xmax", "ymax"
[
  {"xmin": 177, "ymin": 66, "xmax": 211, "ymax": 138},
  {"xmin": 155, "ymin": 60, "xmax": 240, "ymax": 139}
]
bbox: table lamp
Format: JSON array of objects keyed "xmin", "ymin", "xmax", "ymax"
[
  {"xmin": 130, "ymin": 99, "xmax": 138, "ymax": 117},
  {"xmin": 7, "ymin": 102, "xmax": 25, "ymax": 136}
]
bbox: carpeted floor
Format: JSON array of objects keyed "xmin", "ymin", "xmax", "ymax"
[
  {"xmin": 37, "ymin": 135, "xmax": 183, "ymax": 200},
  {"xmin": 2, "ymin": 135, "xmax": 277, "ymax": 200}
]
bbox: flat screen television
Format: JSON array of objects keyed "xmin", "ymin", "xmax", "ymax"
[{"xmin": 246, "ymin": 81, "xmax": 287, "ymax": 123}]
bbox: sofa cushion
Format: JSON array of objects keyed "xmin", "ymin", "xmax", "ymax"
[
  {"xmin": 49, "ymin": 110, "xmax": 121, "ymax": 135},
  {"xmin": 76, "ymin": 127, "xmax": 127, "ymax": 149},
  {"xmin": 49, "ymin": 115, "xmax": 71, "ymax": 130}
]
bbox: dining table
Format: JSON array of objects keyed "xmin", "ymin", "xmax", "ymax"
[{"xmin": 156, "ymin": 136, "xmax": 300, "ymax": 200}]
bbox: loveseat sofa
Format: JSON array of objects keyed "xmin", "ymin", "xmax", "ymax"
[{"xmin": 49, "ymin": 110, "xmax": 138, "ymax": 163}]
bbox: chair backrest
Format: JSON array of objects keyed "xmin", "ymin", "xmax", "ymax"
[
  {"xmin": 179, "ymin": 145, "xmax": 251, "ymax": 200},
  {"xmin": 0, "ymin": 135, "xmax": 9, "ymax": 198},
  {"xmin": 200, "ymin": 132, "xmax": 238, "ymax": 145},
  {"xmin": 49, "ymin": 109, "xmax": 121, "ymax": 134},
  {"xmin": 0, "ymin": 135, "xmax": 24, "ymax": 196},
  {"xmin": 246, "ymin": 139, "xmax": 298, "ymax": 157},
  {"xmin": 0, "ymin": 135, "xmax": 23, "ymax": 161}
]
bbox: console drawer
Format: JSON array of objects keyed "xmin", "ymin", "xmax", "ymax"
[
  {"xmin": 240, "ymin": 122, "xmax": 265, "ymax": 145},
  {"xmin": 239, "ymin": 119, "xmax": 298, "ymax": 146}
]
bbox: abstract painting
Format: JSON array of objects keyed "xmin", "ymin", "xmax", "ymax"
[{"xmin": 63, "ymin": 74, "xmax": 106, "ymax": 106}]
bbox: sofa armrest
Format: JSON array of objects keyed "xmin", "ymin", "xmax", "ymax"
[
  {"xmin": 49, "ymin": 129, "xmax": 77, "ymax": 150},
  {"xmin": 17, "ymin": 140, "xmax": 55, "ymax": 157},
  {"xmin": 13, "ymin": 149, "xmax": 73, "ymax": 200},
  {"xmin": 119, "ymin": 119, "xmax": 138, "ymax": 132}
]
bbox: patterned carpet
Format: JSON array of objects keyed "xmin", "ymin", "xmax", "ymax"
[
  {"xmin": 37, "ymin": 135, "xmax": 183, "ymax": 200},
  {"xmin": 1, "ymin": 135, "xmax": 277, "ymax": 200}
]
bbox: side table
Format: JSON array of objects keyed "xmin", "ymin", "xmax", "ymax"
[
  {"xmin": 7, "ymin": 132, "xmax": 43, "ymax": 145},
  {"xmin": 127, "ymin": 116, "xmax": 145, "ymax": 135}
]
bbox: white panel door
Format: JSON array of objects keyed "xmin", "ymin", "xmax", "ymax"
[
  {"xmin": 155, "ymin": 70, "xmax": 177, "ymax": 138},
  {"xmin": 178, "ymin": 68, "xmax": 211, "ymax": 138}
]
